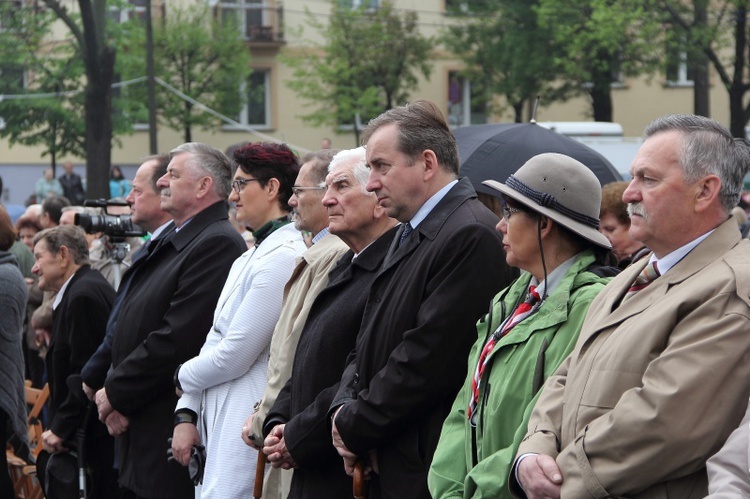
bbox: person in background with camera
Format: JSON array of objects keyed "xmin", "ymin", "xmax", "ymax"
[
  {"xmin": 32, "ymin": 224, "xmax": 117, "ymax": 498},
  {"xmin": 66, "ymin": 202, "xmax": 145, "ymax": 291},
  {"xmin": 81, "ymin": 155, "xmax": 172, "ymax": 405},
  {"xmin": 95, "ymin": 143, "xmax": 246, "ymax": 499}
]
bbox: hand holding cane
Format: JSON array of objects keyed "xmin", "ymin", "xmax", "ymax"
[{"xmin": 353, "ymin": 458, "xmax": 365, "ymax": 499}]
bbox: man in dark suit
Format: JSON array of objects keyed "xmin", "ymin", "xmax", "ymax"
[
  {"xmin": 58, "ymin": 161, "xmax": 86, "ymax": 205},
  {"xmin": 32, "ymin": 224, "xmax": 117, "ymax": 497},
  {"xmin": 94, "ymin": 143, "xmax": 247, "ymax": 499},
  {"xmin": 81, "ymin": 153, "xmax": 172, "ymax": 401},
  {"xmin": 329, "ymin": 100, "xmax": 516, "ymax": 498}
]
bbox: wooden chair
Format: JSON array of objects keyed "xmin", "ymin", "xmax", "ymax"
[{"xmin": 7, "ymin": 381, "xmax": 49, "ymax": 499}]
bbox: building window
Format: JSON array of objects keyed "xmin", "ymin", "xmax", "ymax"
[
  {"xmin": 216, "ymin": 0, "xmax": 268, "ymax": 40},
  {"xmin": 109, "ymin": 0, "xmax": 147, "ymax": 24},
  {"xmin": 447, "ymin": 71, "xmax": 486, "ymax": 127},
  {"xmin": 337, "ymin": 0, "xmax": 379, "ymax": 9},
  {"xmin": 240, "ymin": 69, "xmax": 269, "ymax": 127},
  {"xmin": 445, "ymin": 0, "xmax": 493, "ymax": 15},
  {"xmin": 666, "ymin": 32, "xmax": 694, "ymax": 86}
]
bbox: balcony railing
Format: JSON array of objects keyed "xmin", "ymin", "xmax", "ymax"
[{"xmin": 214, "ymin": 0, "xmax": 284, "ymax": 44}]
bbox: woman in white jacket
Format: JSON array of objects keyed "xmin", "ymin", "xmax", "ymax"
[{"xmin": 171, "ymin": 143, "xmax": 306, "ymax": 498}]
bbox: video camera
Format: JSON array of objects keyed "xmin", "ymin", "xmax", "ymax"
[{"xmin": 75, "ymin": 199, "xmax": 147, "ymax": 242}]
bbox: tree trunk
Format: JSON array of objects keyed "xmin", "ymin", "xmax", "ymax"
[
  {"xmin": 183, "ymin": 99, "xmax": 192, "ymax": 143},
  {"xmin": 730, "ymin": 5, "xmax": 748, "ymax": 138},
  {"xmin": 692, "ymin": 0, "xmax": 710, "ymax": 117},
  {"xmin": 589, "ymin": 68, "xmax": 613, "ymax": 122},
  {"xmin": 84, "ymin": 46, "xmax": 115, "ymax": 200},
  {"xmin": 513, "ymin": 101, "xmax": 524, "ymax": 123},
  {"xmin": 77, "ymin": 0, "xmax": 115, "ymax": 200}
]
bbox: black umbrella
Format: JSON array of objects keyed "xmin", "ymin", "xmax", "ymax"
[{"xmin": 454, "ymin": 122, "xmax": 622, "ymax": 198}]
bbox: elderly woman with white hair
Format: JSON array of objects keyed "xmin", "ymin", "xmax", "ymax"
[{"xmin": 429, "ymin": 153, "xmax": 617, "ymax": 499}]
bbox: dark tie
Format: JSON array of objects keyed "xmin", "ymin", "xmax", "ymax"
[
  {"xmin": 468, "ymin": 285, "xmax": 541, "ymax": 421},
  {"xmin": 399, "ymin": 223, "xmax": 413, "ymax": 246},
  {"xmin": 623, "ymin": 261, "xmax": 660, "ymax": 301}
]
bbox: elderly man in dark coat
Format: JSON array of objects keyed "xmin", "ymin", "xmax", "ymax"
[
  {"xmin": 261, "ymin": 147, "xmax": 398, "ymax": 498},
  {"xmin": 32, "ymin": 225, "xmax": 116, "ymax": 497}
]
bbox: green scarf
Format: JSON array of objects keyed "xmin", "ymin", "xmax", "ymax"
[{"xmin": 252, "ymin": 216, "xmax": 291, "ymax": 247}]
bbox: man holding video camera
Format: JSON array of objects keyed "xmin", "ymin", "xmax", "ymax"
[{"xmin": 94, "ymin": 144, "xmax": 246, "ymax": 499}]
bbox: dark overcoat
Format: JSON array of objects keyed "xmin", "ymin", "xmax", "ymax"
[
  {"xmin": 331, "ymin": 178, "xmax": 516, "ymax": 498},
  {"xmin": 105, "ymin": 201, "xmax": 246, "ymax": 498},
  {"xmin": 47, "ymin": 265, "xmax": 114, "ymax": 442},
  {"xmin": 265, "ymin": 226, "xmax": 397, "ymax": 499}
]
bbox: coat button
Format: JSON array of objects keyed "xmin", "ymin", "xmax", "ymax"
[{"xmin": 353, "ymin": 373, "xmax": 360, "ymax": 384}]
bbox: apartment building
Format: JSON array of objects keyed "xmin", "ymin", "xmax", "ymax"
[{"xmin": 0, "ymin": 0, "xmax": 733, "ymax": 204}]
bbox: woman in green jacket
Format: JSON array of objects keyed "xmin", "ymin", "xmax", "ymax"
[{"xmin": 428, "ymin": 153, "xmax": 616, "ymax": 498}]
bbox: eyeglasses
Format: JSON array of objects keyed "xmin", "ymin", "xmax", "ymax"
[
  {"xmin": 291, "ymin": 186, "xmax": 326, "ymax": 196},
  {"xmin": 501, "ymin": 205, "xmax": 524, "ymax": 221},
  {"xmin": 232, "ymin": 178, "xmax": 261, "ymax": 194}
]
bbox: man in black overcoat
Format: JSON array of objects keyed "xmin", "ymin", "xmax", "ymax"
[
  {"xmin": 329, "ymin": 100, "xmax": 516, "ymax": 498},
  {"xmin": 94, "ymin": 143, "xmax": 246, "ymax": 499}
]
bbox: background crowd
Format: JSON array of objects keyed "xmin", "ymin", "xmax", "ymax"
[{"xmin": 2, "ymin": 102, "xmax": 750, "ymax": 499}]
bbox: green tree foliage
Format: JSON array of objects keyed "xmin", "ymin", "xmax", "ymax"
[
  {"xmin": 0, "ymin": 2, "xmax": 85, "ymax": 171},
  {"xmin": 659, "ymin": 0, "xmax": 750, "ymax": 137},
  {"xmin": 535, "ymin": 0, "xmax": 663, "ymax": 122},
  {"xmin": 147, "ymin": 3, "xmax": 251, "ymax": 143},
  {"xmin": 0, "ymin": 0, "xmax": 147, "ymax": 194},
  {"xmin": 444, "ymin": 0, "xmax": 570, "ymax": 123},
  {"xmin": 283, "ymin": 1, "xmax": 432, "ymax": 142}
]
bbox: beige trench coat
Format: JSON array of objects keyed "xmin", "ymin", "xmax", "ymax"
[{"xmin": 517, "ymin": 219, "xmax": 750, "ymax": 498}]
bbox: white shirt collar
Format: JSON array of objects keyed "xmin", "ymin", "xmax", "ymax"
[
  {"xmin": 648, "ymin": 229, "xmax": 714, "ymax": 275},
  {"xmin": 407, "ymin": 179, "xmax": 459, "ymax": 229},
  {"xmin": 52, "ymin": 272, "xmax": 77, "ymax": 310}
]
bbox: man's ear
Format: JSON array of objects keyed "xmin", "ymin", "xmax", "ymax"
[
  {"xmin": 422, "ymin": 149, "xmax": 439, "ymax": 181},
  {"xmin": 694, "ymin": 174, "xmax": 721, "ymax": 212},
  {"xmin": 196, "ymin": 176, "xmax": 214, "ymax": 200}
]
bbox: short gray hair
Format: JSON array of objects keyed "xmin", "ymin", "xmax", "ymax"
[
  {"xmin": 33, "ymin": 225, "xmax": 89, "ymax": 265},
  {"xmin": 301, "ymin": 149, "xmax": 339, "ymax": 186},
  {"xmin": 170, "ymin": 142, "xmax": 233, "ymax": 199},
  {"xmin": 644, "ymin": 114, "xmax": 750, "ymax": 214},
  {"xmin": 329, "ymin": 147, "xmax": 372, "ymax": 194}
]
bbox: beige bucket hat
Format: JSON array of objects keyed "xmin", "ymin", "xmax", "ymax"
[{"xmin": 482, "ymin": 152, "xmax": 612, "ymax": 249}]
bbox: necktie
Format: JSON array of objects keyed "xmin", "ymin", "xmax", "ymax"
[
  {"xmin": 468, "ymin": 286, "xmax": 540, "ymax": 421},
  {"xmin": 623, "ymin": 261, "xmax": 660, "ymax": 301},
  {"xmin": 398, "ymin": 223, "xmax": 413, "ymax": 246}
]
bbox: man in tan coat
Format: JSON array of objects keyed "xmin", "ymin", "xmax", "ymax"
[
  {"xmin": 242, "ymin": 150, "xmax": 348, "ymax": 498},
  {"xmin": 514, "ymin": 114, "xmax": 750, "ymax": 498}
]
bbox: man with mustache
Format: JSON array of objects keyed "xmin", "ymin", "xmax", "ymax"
[{"xmin": 513, "ymin": 114, "xmax": 750, "ymax": 499}]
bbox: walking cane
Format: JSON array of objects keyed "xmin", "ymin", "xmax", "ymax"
[
  {"xmin": 253, "ymin": 449, "xmax": 267, "ymax": 499},
  {"xmin": 353, "ymin": 458, "xmax": 365, "ymax": 499}
]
